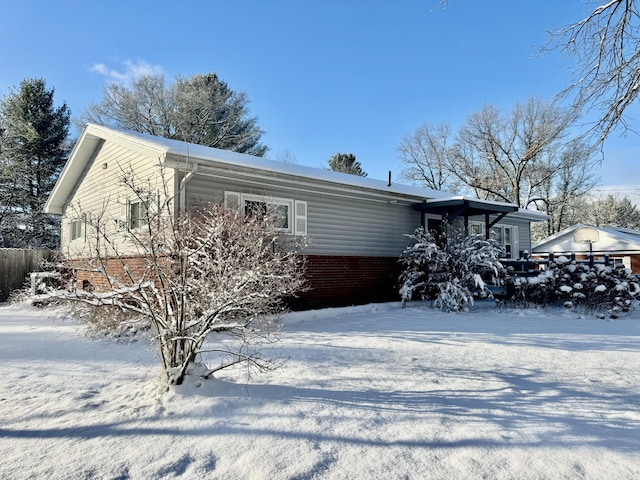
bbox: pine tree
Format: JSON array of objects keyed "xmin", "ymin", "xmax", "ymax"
[
  {"xmin": 0, "ymin": 78, "xmax": 71, "ymax": 248},
  {"xmin": 327, "ymin": 152, "xmax": 367, "ymax": 176},
  {"xmin": 584, "ymin": 195, "xmax": 640, "ymax": 229}
]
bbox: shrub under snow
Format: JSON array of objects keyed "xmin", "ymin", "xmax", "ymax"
[
  {"xmin": 399, "ymin": 227, "xmax": 506, "ymax": 311},
  {"xmin": 506, "ymin": 258, "xmax": 640, "ymax": 316}
]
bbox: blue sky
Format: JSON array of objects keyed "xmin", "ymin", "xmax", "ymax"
[{"xmin": 1, "ymin": 1, "xmax": 638, "ymax": 199}]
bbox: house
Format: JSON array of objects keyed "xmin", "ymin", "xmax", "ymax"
[
  {"xmin": 532, "ymin": 224, "xmax": 640, "ymax": 273},
  {"xmin": 44, "ymin": 123, "xmax": 546, "ymax": 309}
]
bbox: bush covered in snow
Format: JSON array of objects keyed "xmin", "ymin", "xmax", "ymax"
[
  {"xmin": 399, "ymin": 227, "xmax": 506, "ymax": 311},
  {"xmin": 505, "ymin": 256, "xmax": 640, "ymax": 316}
]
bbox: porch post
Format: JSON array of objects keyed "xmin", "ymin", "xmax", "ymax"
[{"xmin": 484, "ymin": 213, "xmax": 490, "ymax": 240}]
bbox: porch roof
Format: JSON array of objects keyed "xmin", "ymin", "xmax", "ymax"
[{"xmin": 412, "ymin": 196, "xmax": 519, "ymax": 219}]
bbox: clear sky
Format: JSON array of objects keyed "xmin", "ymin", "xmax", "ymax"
[{"xmin": 1, "ymin": 0, "xmax": 638, "ymax": 201}]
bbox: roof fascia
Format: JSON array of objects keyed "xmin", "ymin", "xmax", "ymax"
[
  {"xmin": 44, "ymin": 124, "xmax": 167, "ymax": 214},
  {"xmin": 165, "ymin": 157, "xmax": 431, "ymax": 205}
]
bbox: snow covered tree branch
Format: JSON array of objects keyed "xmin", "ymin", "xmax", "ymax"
[{"xmin": 48, "ymin": 168, "xmax": 307, "ymax": 385}]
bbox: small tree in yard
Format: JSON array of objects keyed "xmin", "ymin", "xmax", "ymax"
[
  {"xmin": 50, "ymin": 169, "xmax": 306, "ymax": 385},
  {"xmin": 399, "ymin": 226, "xmax": 506, "ymax": 311}
]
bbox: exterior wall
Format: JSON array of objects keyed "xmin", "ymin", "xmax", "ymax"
[
  {"xmin": 183, "ymin": 171, "xmax": 421, "ymax": 257},
  {"xmin": 60, "ymin": 141, "xmax": 175, "ymax": 259},
  {"xmin": 512, "ymin": 217, "xmax": 532, "ymax": 255},
  {"xmin": 466, "ymin": 214, "xmax": 532, "ymax": 258},
  {"xmin": 67, "ymin": 254, "xmax": 403, "ymax": 310},
  {"xmin": 294, "ymin": 255, "xmax": 403, "ymax": 309},
  {"xmin": 68, "ymin": 256, "xmax": 154, "ymax": 291}
]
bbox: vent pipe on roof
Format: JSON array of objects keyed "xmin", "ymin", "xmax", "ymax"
[{"xmin": 388, "ymin": 170, "xmax": 392, "ymax": 187}]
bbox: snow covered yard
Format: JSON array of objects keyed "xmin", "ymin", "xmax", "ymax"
[{"xmin": 1, "ymin": 302, "xmax": 639, "ymax": 479}]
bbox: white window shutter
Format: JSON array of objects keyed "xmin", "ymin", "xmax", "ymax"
[
  {"xmin": 121, "ymin": 200, "xmax": 130, "ymax": 228},
  {"xmin": 512, "ymin": 226, "xmax": 519, "ymax": 259},
  {"xmin": 224, "ymin": 191, "xmax": 241, "ymax": 213},
  {"xmin": 294, "ymin": 200, "xmax": 307, "ymax": 236}
]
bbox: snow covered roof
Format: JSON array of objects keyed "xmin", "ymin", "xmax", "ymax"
[
  {"xmin": 533, "ymin": 223, "xmax": 640, "ymax": 254},
  {"xmin": 45, "ymin": 123, "xmax": 541, "ymax": 220}
]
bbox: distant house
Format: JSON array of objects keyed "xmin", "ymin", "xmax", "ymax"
[
  {"xmin": 532, "ymin": 224, "xmax": 640, "ymax": 273},
  {"xmin": 44, "ymin": 123, "xmax": 546, "ymax": 309}
]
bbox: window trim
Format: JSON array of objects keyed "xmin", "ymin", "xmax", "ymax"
[
  {"xmin": 242, "ymin": 193, "xmax": 293, "ymax": 233},
  {"xmin": 470, "ymin": 221, "xmax": 519, "ymax": 259},
  {"xmin": 225, "ymin": 191, "xmax": 307, "ymax": 236},
  {"xmin": 69, "ymin": 218, "xmax": 84, "ymax": 242},
  {"xmin": 126, "ymin": 200, "xmax": 149, "ymax": 230}
]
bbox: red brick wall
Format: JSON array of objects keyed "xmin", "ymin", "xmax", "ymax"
[
  {"xmin": 67, "ymin": 256, "xmax": 166, "ymax": 291},
  {"xmin": 67, "ymin": 254, "xmax": 403, "ymax": 310},
  {"xmin": 294, "ymin": 255, "xmax": 402, "ymax": 310}
]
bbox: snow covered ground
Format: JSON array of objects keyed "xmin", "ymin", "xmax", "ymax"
[{"xmin": 1, "ymin": 301, "xmax": 639, "ymax": 479}]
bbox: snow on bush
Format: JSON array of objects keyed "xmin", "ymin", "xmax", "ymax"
[
  {"xmin": 399, "ymin": 227, "xmax": 506, "ymax": 312},
  {"xmin": 505, "ymin": 259, "xmax": 640, "ymax": 316}
]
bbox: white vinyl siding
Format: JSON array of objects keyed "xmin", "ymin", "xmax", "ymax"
[
  {"xmin": 60, "ymin": 140, "xmax": 175, "ymax": 257},
  {"xmin": 187, "ymin": 174, "xmax": 420, "ymax": 256}
]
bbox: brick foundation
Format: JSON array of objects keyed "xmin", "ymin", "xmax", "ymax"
[
  {"xmin": 67, "ymin": 256, "xmax": 166, "ymax": 291},
  {"xmin": 66, "ymin": 254, "xmax": 403, "ymax": 310},
  {"xmin": 294, "ymin": 255, "xmax": 402, "ymax": 310}
]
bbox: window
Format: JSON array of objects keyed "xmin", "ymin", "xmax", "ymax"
[
  {"xmin": 610, "ymin": 257, "xmax": 631, "ymax": 269},
  {"xmin": 128, "ymin": 200, "xmax": 148, "ymax": 229},
  {"xmin": 469, "ymin": 222, "xmax": 519, "ymax": 259},
  {"xmin": 490, "ymin": 225, "xmax": 518, "ymax": 259},
  {"xmin": 427, "ymin": 218, "xmax": 443, "ymax": 235},
  {"xmin": 225, "ymin": 191, "xmax": 307, "ymax": 236},
  {"xmin": 69, "ymin": 219, "xmax": 84, "ymax": 241},
  {"xmin": 469, "ymin": 222, "xmax": 484, "ymax": 236},
  {"xmin": 244, "ymin": 199, "xmax": 290, "ymax": 230}
]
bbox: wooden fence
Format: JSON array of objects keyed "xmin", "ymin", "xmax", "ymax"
[{"xmin": 0, "ymin": 249, "xmax": 55, "ymax": 302}]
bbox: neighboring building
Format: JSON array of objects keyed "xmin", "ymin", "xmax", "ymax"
[
  {"xmin": 532, "ymin": 224, "xmax": 640, "ymax": 273},
  {"xmin": 44, "ymin": 123, "xmax": 545, "ymax": 309}
]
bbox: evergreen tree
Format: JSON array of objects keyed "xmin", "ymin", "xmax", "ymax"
[
  {"xmin": 583, "ymin": 195, "xmax": 640, "ymax": 229},
  {"xmin": 81, "ymin": 72, "xmax": 267, "ymax": 156},
  {"xmin": 327, "ymin": 152, "xmax": 367, "ymax": 176},
  {"xmin": 0, "ymin": 78, "xmax": 71, "ymax": 248}
]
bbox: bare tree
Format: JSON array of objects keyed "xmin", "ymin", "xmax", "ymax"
[
  {"xmin": 52, "ymin": 167, "xmax": 306, "ymax": 385},
  {"xmin": 397, "ymin": 123, "xmax": 460, "ymax": 191},
  {"xmin": 78, "ymin": 75, "xmax": 173, "ymax": 138},
  {"xmin": 275, "ymin": 148, "xmax": 298, "ymax": 164},
  {"xmin": 399, "ymin": 98, "xmax": 597, "ymax": 235},
  {"xmin": 530, "ymin": 139, "xmax": 598, "ymax": 237},
  {"xmin": 550, "ymin": 1, "xmax": 640, "ymax": 141},
  {"xmin": 450, "ymin": 98, "xmax": 581, "ymax": 207}
]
